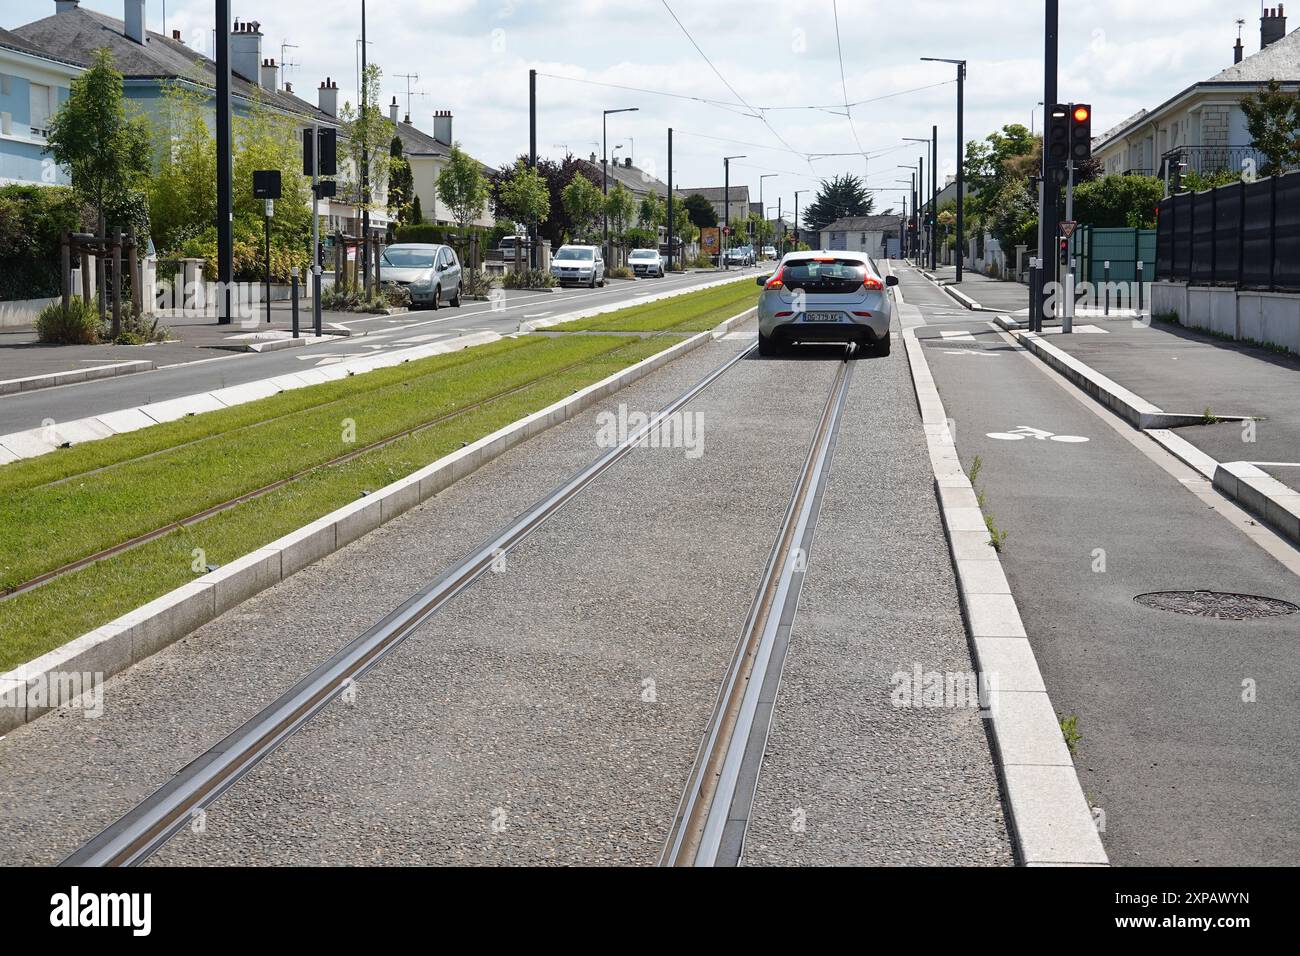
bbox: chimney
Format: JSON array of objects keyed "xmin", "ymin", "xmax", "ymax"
[
  {"xmin": 625, "ymin": 157, "xmax": 632, "ymax": 169},
  {"xmin": 55, "ymin": 1, "xmax": 79, "ymax": 14},
  {"xmin": 1262, "ymin": 4, "xmax": 1287, "ymax": 48},
  {"xmin": 318, "ymin": 78, "xmax": 338, "ymax": 117},
  {"xmin": 433, "ymin": 109, "xmax": 453, "ymax": 144},
  {"xmin": 260, "ymin": 58, "xmax": 278, "ymax": 90},
  {"xmin": 230, "ymin": 19, "xmax": 264, "ymax": 87},
  {"xmin": 389, "ymin": 96, "xmax": 399, "ymax": 124},
  {"xmin": 285, "ymin": 81, "xmax": 293, "ymax": 94},
  {"xmin": 172, "ymin": 29, "xmax": 181, "ymax": 41},
  {"xmin": 589, "ymin": 152, "xmax": 597, "ymax": 164},
  {"xmin": 123, "ymin": 0, "xmax": 146, "ymax": 44},
  {"xmin": 1234, "ymin": 36, "xmax": 1243, "ymax": 63}
]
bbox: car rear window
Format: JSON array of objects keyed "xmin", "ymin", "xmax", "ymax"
[{"xmin": 781, "ymin": 258, "xmax": 869, "ymax": 293}]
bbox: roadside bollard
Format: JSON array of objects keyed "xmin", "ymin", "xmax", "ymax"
[
  {"xmin": 291, "ymin": 266, "xmax": 300, "ymax": 339},
  {"xmin": 1104, "ymin": 260, "xmax": 1110, "ymax": 316},
  {"xmin": 1137, "ymin": 260, "xmax": 1144, "ymax": 316}
]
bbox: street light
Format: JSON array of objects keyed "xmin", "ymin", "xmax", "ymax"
[
  {"xmin": 921, "ymin": 56, "xmax": 967, "ymax": 281},
  {"xmin": 1031, "ymin": 100, "xmax": 1044, "ymax": 136},
  {"xmin": 898, "ymin": 165, "xmax": 918, "ymax": 258},
  {"xmin": 757, "ymin": 174, "xmax": 776, "ymax": 255},
  {"xmin": 603, "ymin": 107, "xmax": 639, "ymax": 265},
  {"xmin": 722, "ymin": 154, "xmax": 745, "ymax": 268}
]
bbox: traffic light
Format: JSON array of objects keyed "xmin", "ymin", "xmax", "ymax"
[
  {"xmin": 1059, "ymin": 236, "xmax": 1069, "ymax": 267},
  {"xmin": 1069, "ymin": 104, "xmax": 1092, "ymax": 162},
  {"xmin": 1046, "ymin": 104, "xmax": 1070, "ymax": 167}
]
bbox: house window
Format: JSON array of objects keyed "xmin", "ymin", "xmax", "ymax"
[
  {"xmin": 0, "ymin": 73, "xmax": 11, "ymax": 97},
  {"xmin": 29, "ymin": 83, "xmax": 52, "ymax": 139}
]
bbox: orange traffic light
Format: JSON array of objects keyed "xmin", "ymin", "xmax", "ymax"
[{"xmin": 1073, "ymin": 106, "xmax": 1090, "ymax": 123}]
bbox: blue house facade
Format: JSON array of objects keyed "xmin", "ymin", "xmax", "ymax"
[{"xmin": 0, "ymin": 27, "xmax": 81, "ymax": 187}]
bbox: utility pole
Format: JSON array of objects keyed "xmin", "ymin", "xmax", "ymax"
[
  {"xmin": 529, "ymin": 69, "xmax": 537, "ymax": 269},
  {"xmin": 667, "ymin": 127, "xmax": 674, "ymax": 272},
  {"xmin": 759, "ymin": 174, "xmax": 775, "ymax": 255},
  {"xmin": 723, "ymin": 155, "xmax": 745, "ymax": 268},
  {"xmin": 216, "ymin": 0, "xmax": 232, "ymax": 324},
  {"xmin": 921, "ymin": 57, "xmax": 966, "ymax": 280},
  {"xmin": 311, "ymin": 121, "xmax": 321, "ymax": 337},
  {"xmin": 360, "ymin": 0, "xmax": 370, "ymax": 296},
  {"xmin": 1039, "ymin": 0, "xmax": 1059, "ymax": 333},
  {"xmin": 793, "ymin": 189, "xmax": 806, "ymax": 251},
  {"xmin": 931, "ymin": 124, "xmax": 938, "ymax": 271}
]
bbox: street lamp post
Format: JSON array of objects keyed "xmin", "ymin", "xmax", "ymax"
[
  {"xmin": 722, "ymin": 155, "xmax": 745, "ymax": 268},
  {"xmin": 905, "ymin": 137, "xmax": 934, "ymax": 266},
  {"xmin": 603, "ymin": 107, "xmax": 639, "ymax": 266},
  {"xmin": 793, "ymin": 189, "xmax": 807, "ymax": 250},
  {"xmin": 898, "ymin": 165, "xmax": 917, "ymax": 259},
  {"xmin": 759, "ymin": 174, "xmax": 776, "ymax": 254},
  {"xmin": 921, "ymin": 57, "xmax": 967, "ymax": 281}
]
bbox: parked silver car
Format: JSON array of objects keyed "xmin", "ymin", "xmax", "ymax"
[
  {"xmin": 551, "ymin": 245, "xmax": 605, "ymax": 287},
  {"xmin": 380, "ymin": 243, "xmax": 462, "ymax": 309},
  {"xmin": 628, "ymin": 248, "xmax": 665, "ymax": 278},
  {"xmin": 754, "ymin": 251, "xmax": 897, "ymax": 357}
]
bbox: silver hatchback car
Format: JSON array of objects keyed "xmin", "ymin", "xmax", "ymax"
[
  {"xmin": 754, "ymin": 251, "xmax": 897, "ymax": 357},
  {"xmin": 380, "ymin": 243, "xmax": 462, "ymax": 309}
]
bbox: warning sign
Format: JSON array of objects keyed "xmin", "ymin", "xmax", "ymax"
[{"xmin": 1060, "ymin": 221, "xmax": 1078, "ymax": 238}]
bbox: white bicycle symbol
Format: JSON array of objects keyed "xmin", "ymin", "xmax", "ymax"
[{"xmin": 987, "ymin": 425, "xmax": 1089, "ymax": 443}]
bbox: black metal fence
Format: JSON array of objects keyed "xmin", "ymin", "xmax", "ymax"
[{"xmin": 1157, "ymin": 170, "xmax": 1300, "ymax": 290}]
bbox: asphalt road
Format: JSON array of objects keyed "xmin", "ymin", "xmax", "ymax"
[
  {"xmin": 0, "ymin": 269, "xmax": 757, "ymax": 436},
  {"xmin": 897, "ymin": 263, "xmax": 1300, "ymax": 866},
  {"xmin": 0, "ymin": 305, "xmax": 1011, "ymax": 866}
]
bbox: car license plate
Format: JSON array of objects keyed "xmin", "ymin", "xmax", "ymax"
[{"xmin": 801, "ymin": 312, "xmax": 841, "ymax": 323}]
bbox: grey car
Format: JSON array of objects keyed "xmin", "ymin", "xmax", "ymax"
[
  {"xmin": 380, "ymin": 243, "xmax": 462, "ymax": 309},
  {"xmin": 754, "ymin": 251, "xmax": 897, "ymax": 357}
]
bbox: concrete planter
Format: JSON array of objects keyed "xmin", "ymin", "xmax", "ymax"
[{"xmin": 0, "ymin": 297, "xmax": 59, "ymax": 329}]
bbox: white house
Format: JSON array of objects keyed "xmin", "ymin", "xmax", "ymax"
[
  {"xmin": 393, "ymin": 107, "xmax": 494, "ymax": 229},
  {"xmin": 818, "ymin": 215, "xmax": 905, "ymax": 258},
  {"xmin": 0, "ymin": 26, "xmax": 82, "ymax": 186},
  {"xmin": 1092, "ymin": 7, "xmax": 1300, "ymax": 178}
]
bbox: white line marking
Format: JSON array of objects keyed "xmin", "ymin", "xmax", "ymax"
[{"xmin": 939, "ymin": 330, "xmax": 977, "ymax": 342}]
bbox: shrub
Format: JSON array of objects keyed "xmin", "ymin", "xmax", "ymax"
[
  {"xmin": 460, "ymin": 269, "xmax": 494, "ymax": 299},
  {"xmin": 503, "ymin": 268, "xmax": 555, "ymax": 289},
  {"xmin": 35, "ymin": 297, "xmax": 101, "ymax": 344},
  {"xmin": 0, "ymin": 185, "xmax": 88, "ymax": 300},
  {"xmin": 607, "ymin": 266, "xmax": 633, "ymax": 279},
  {"xmin": 689, "ymin": 255, "xmax": 715, "ymax": 269}
]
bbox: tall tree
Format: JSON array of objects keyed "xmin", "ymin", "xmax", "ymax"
[
  {"xmin": 638, "ymin": 192, "xmax": 666, "ymax": 229},
  {"xmin": 436, "ymin": 144, "xmax": 489, "ymax": 235},
  {"xmin": 44, "ymin": 47, "xmax": 151, "ymax": 234},
  {"xmin": 337, "ymin": 64, "xmax": 394, "ymax": 215},
  {"xmin": 497, "ymin": 159, "xmax": 550, "ymax": 236},
  {"xmin": 682, "ymin": 193, "xmax": 718, "ymax": 228},
  {"xmin": 561, "ymin": 172, "xmax": 604, "ymax": 241},
  {"xmin": 1241, "ymin": 79, "xmax": 1300, "ymax": 177},
  {"xmin": 605, "ymin": 181, "xmax": 635, "ymax": 238},
  {"xmin": 387, "ymin": 134, "xmax": 415, "ymax": 223},
  {"xmin": 802, "ymin": 173, "xmax": 873, "ymax": 231}
]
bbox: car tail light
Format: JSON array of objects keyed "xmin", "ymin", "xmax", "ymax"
[
  {"xmin": 765, "ymin": 266, "xmax": 785, "ymax": 290},
  {"xmin": 852, "ymin": 311, "xmax": 873, "ymax": 317},
  {"xmin": 774, "ymin": 311, "xmax": 794, "ymax": 318},
  {"xmin": 862, "ymin": 276, "xmax": 884, "ymax": 291}
]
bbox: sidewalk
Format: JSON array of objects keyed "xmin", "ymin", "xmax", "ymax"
[
  {"xmin": 0, "ymin": 300, "xmax": 356, "ymax": 388},
  {"xmin": 924, "ymin": 265, "xmax": 1033, "ymax": 315}
]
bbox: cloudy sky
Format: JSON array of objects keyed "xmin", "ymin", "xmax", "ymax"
[{"xmin": 2, "ymin": 0, "xmax": 1278, "ymax": 216}]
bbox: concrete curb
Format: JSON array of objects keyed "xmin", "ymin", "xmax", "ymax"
[
  {"xmin": 993, "ymin": 314, "xmax": 1021, "ymax": 332},
  {"xmin": 901, "ymin": 320, "xmax": 1108, "ymax": 867},
  {"xmin": 0, "ymin": 359, "xmax": 154, "ymax": 397},
  {"xmin": 943, "ymin": 285, "xmax": 984, "ymax": 311},
  {"xmin": 0, "ymin": 307, "xmax": 757, "ymax": 733},
  {"xmin": 1015, "ymin": 332, "xmax": 1244, "ymax": 430},
  {"xmin": 0, "ymin": 331, "xmax": 502, "ymax": 464}
]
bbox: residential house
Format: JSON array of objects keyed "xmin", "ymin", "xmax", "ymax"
[
  {"xmin": 1092, "ymin": 7, "xmax": 1300, "ymax": 178},
  {"xmin": 0, "ymin": 26, "xmax": 82, "ymax": 186},
  {"xmin": 818, "ymin": 215, "xmax": 905, "ymax": 258},
  {"xmin": 10, "ymin": 2, "xmax": 386, "ymax": 237},
  {"xmin": 679, "ymin": 183, "xmax": 751, "ymax": 228},
  {"xmin": 391, "ymin": 104, "xmax": 494, "ymax": 229}
]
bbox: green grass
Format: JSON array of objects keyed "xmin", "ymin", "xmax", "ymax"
[
  {"xmin": 552, "ymin": 278, "xmax": 757, "ymax": 333},
  {"xmin": 0, "ymin": 335, "xmax": 676, "ymax": 670}
]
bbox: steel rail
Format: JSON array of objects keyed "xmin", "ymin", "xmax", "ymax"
[
  {"xmin": 61, "ymin": 338, "xmax": 756, "ymax": 867},
  {"xmin": 661, "ymin": 343, "xmax": 855, "ymax": 867}
]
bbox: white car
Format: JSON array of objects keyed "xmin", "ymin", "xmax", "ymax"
[
  {"xmin": 628, "ymin": 249, "xmax": 665, "ymax": 278},
  {"xmin": 551, "ymin": 245, "xmax": 605, "ymax": 287}
]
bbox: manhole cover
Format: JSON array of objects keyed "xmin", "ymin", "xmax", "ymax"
[{"xmin": 1134, "ymin": 591, "xmax": 1300, "ymax": 621}]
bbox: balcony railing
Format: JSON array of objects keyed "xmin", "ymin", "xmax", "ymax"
[{"xmin": 1160, "ymin": 145, "xmax": 1269, "ymax": 180}]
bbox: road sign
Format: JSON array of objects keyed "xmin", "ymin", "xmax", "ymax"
[
  {"xmin": 252, "ymin": 169, "xmax": 281, "ymax": 200},
  {"xmin": 1060, "ymin": 220, "xmax": 1078, "ymax": 238}
]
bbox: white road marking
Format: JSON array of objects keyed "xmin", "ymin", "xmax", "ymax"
[
  {"xmin": 939, "ymin": 330, "xmax": 977, "ymax": 342},
  {"xmin": 987, "ymin": 425, "xmax": 1089, "ymax": 443},
  {"xmin": 942, "ymin": 349, "xmax": 999, "ymax": 357},
  {"xmin": 1039, "ymin": 324, "xmax": 1109, "ymax": 334}
]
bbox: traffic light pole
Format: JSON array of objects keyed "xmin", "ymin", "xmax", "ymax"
[
  {"xmin": 1064, "ymin": 159, "xmax": 1075, "ymax": 334},
  {"xmin": 311, "ymin": 122, "xmax": 321, "ymax": 337},
  {"xmin": 1038, "ymin": 0, "xmax": 1060, "ymax": 333}
]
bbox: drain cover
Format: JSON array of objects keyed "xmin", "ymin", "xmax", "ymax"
[{"xmin": 1134, "ymin": 591, "xmax": 1300, "ymax": 621}]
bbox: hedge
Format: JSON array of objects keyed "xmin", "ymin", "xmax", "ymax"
[{"xmin": 0, "ymin": 185, "xmax": 86, "ymax": 301}]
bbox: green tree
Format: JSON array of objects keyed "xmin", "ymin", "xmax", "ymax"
[
  {"xmin": 497, "ymin": 159, "xmax": 550, "ymax": 235},
  {"xmin": 682, "ymin": 192, "xmax": 718, "ymax": 229},
  {"xmin": 337, "ymin": 64, "xmax": 394, "ymax": 215},
  {"xmin": 409, "ymin": 193, "xmax": 423, "ymax": 223},
  {"xmin": 437, "ymin": 144, "xmax": 489, "ymax": 235},
  {"xmin": 149, "ymin": 77, "xmax": 216, "ymax": 252},
  {"xmin": 802, "ymin": 173, "xmax": 873, "ymax": 231},
  {"xmin": 638, "ymin": 192, "xmax": 666, "ymax": 229},
  {"xmin": 561, "ymin": 172, "xmax": 604, "ymax": 241},
  {"xmin": 1073, "ymin": 175, "xmax": 1165, "ymax": 229},
  {"xmin": 388, "ymin": 135, "xmax": 415, "ymax": 223},
  {"xmin": 605, "ymin": 181, "xmax": 635, "ymax": 238},
  {"xmin": 232, "ymin": 93, "xmax": 311, "ymax": 252},
  {"xmin": 44, "ymin": 47, "xmax": 151, "ymax": 234},
  {"xmin": 1241, "ymin": 79, "xmax": 1300, "ymax": 177}
]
